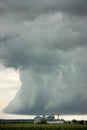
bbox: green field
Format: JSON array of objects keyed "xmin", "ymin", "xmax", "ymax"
[{"xmin": 0, "ymin": 124, "xmax": 87, "ymax": 130}]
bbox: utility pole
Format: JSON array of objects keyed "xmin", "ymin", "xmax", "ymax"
[
  {"xmin": 42, "ymin": 113, "xmax": 45, "ymax": 119},
  {"xmin": 58, "ymin": 113, "xmax": 60, "ymax": 120}
]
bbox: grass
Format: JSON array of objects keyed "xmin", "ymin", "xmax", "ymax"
[{"xmin": 0, "ymin": 124, "xmax": 87, "ymax": 130}]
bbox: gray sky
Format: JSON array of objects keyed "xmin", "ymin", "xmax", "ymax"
[{"xmin": 0, "ymin": 0, "xmax": 87, "ymax": 115}]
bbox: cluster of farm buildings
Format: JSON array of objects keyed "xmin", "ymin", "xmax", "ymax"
[
  {"xmin": 0, "ymin": 114, "xmax": 87, "ymax": 124},
  {"xmin": 34, "ymin": 114, "xmax": 64, "ymax": 124}
]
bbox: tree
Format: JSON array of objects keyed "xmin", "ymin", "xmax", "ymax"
[
  {"xmin": 79, "ymin": 120, "xmax": 84, "ymax": 124},
  {"xmin": 72, "ymin": 119, "xmax": 78, "ymax": 124},
  {"xmin": 37, "ymin": 119, "xmax": 47, "ymax": 124}
]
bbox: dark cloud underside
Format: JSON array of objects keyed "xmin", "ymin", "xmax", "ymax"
[{"xmin": 0, "ymin": 0, "xmax": 87, "ymax": 20}]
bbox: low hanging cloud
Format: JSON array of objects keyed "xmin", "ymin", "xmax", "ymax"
[
  {"xmin": 0, "ymin": 0, "xmax": 87, "ymax": 114},
  {"xmin": 0, "ymin": 34, "xmax": 19, "ymax": 43}
]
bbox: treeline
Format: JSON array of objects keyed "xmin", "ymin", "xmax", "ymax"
[
  {"xmin": 0, "ymin": 119, "xmax": 34, "ymax": 124},
  {"xmin": 72, "ymin": 120, "xmax": 87, "ymax": 125}
]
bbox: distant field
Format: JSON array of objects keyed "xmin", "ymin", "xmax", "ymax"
[{"xmin": 0, "ymin": 124, "xmax": 87, "ymax": 130}]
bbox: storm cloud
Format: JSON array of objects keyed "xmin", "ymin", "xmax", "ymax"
[
  {"xmin": 0, "ymin": 0, "xmax": 87, "ymax": 114},
  {"xmin": 0, "ymin": 0, "xmax": 87, "ymax": 20}
]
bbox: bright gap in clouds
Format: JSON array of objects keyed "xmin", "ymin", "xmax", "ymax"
[{"xmin": 0, "ymin": 66, "xmax": 21, "ymax": 118}]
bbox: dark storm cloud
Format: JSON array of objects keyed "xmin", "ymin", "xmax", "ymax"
[
  {"xmin": 0, "ymin": 0, "xmax": 87, "ymax": 20},
  {"xmin": 1, "ymin": 14, "xmax": 87, "ymax": 69},
  {"xmin": 0, "ymin": 1, "xmax": 87, "ymax": 114}
]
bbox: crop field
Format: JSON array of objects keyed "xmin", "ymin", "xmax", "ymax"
[{"xmin": 0, "ymin": 124, "xmax": 87, "ymax": 130}]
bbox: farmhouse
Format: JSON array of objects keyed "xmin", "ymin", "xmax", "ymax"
[{"xmin": 34, "ymin": 115, "xmax": 42, "ymax": 124}]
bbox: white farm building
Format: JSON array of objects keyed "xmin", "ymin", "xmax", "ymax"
[{"xmin": 34, "ymin": 115, "xmax": 42, "ymax": 124}]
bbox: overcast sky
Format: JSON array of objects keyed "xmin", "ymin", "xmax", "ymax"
[{"xmin": 0, "ymin": 0, "xmax": 87, "ymax": 116}]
